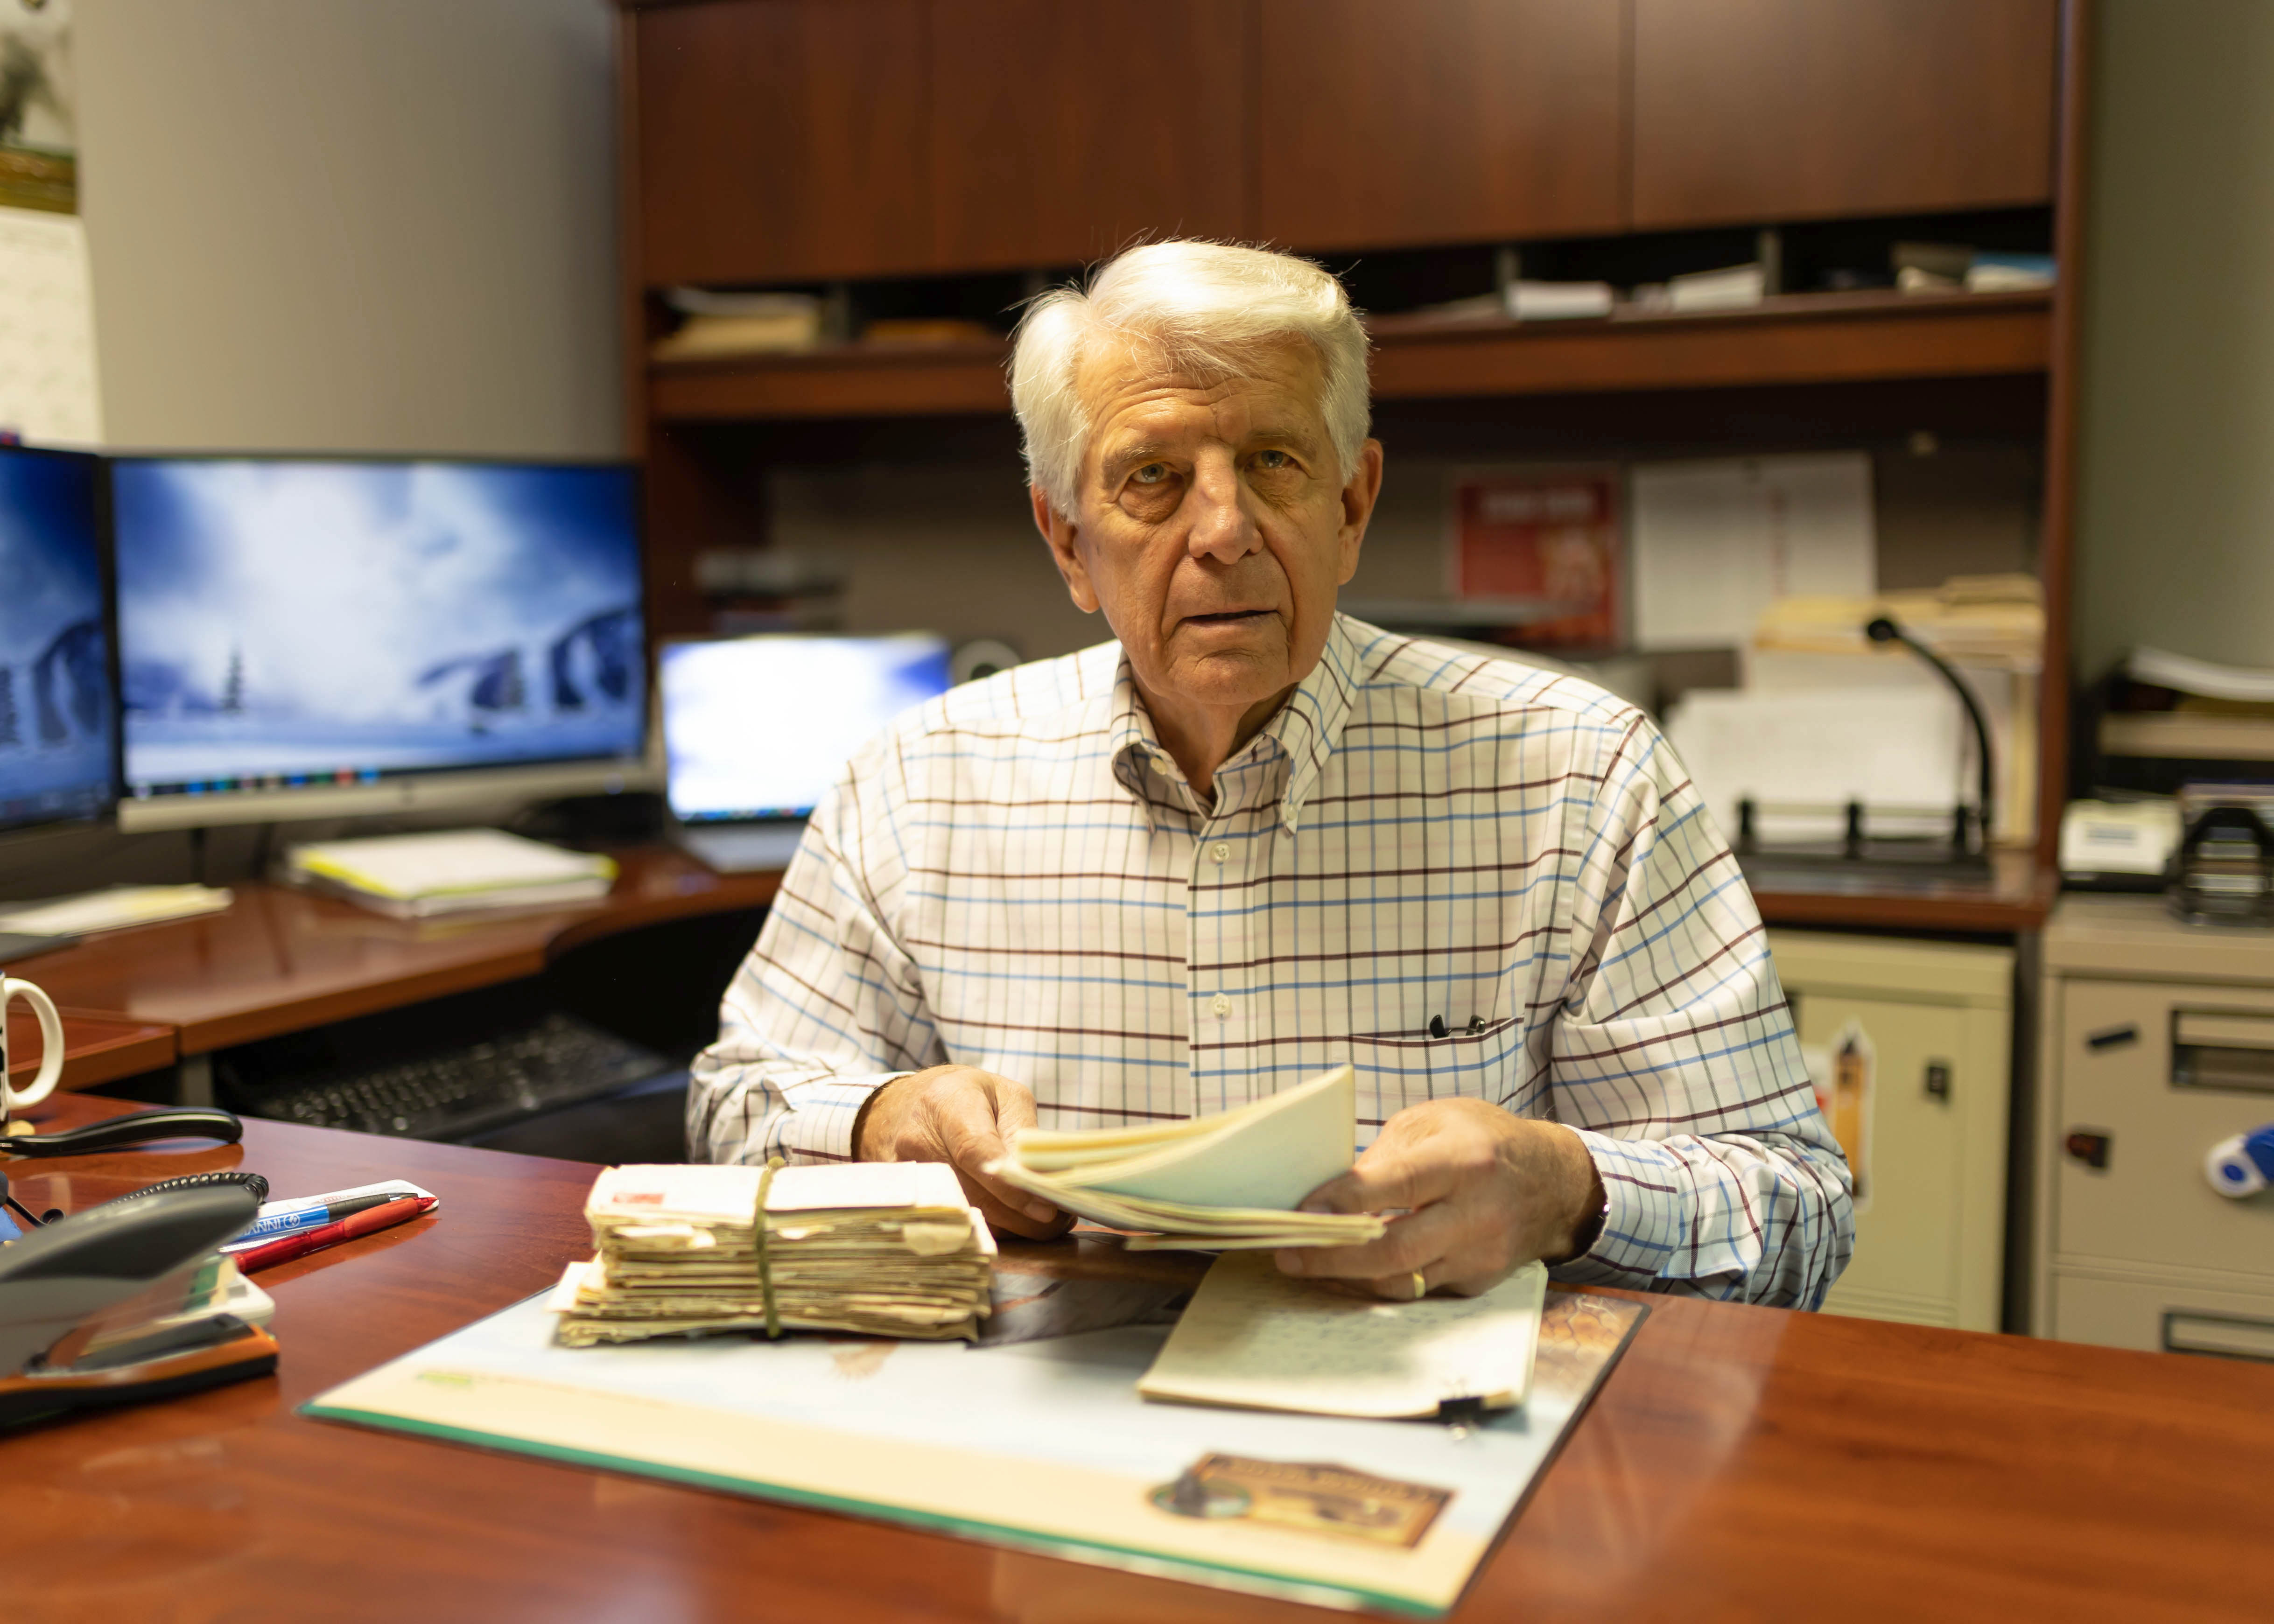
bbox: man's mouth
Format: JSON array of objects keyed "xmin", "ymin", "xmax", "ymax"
[{"xmin": 1184, "ymin": 609, "xmax": 1271, "ymax": 626}]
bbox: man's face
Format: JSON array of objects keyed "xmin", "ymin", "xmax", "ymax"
[{"xmin": 1034, "ymin": 336, "xmax": 1382, "ymax": 724}]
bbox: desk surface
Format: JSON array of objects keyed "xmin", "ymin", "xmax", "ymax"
[
  {"xmin": 10, "ymin": 1094, "xmax": 2272, "ymax": 1622},
  {"xmin": 8, "ymin": 848, "xmax": 779, "ymax": 1060},
  {"xmin": 7, "ymin": 1006, "xmax": 176, "ymax": 1093}
]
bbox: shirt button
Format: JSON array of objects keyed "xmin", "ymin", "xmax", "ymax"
[
  {"xmin": 1211, "ymin": 994, "xmax": 1231, "ymax": 1018},
  {"xmin": 1211, "ymin": 842, "xmax": 1230, "ymax": 864}
]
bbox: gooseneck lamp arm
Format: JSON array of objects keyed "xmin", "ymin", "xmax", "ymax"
[{"xmin": 1864, "ymin": 616, "xmax": 1995, "ymax": 854}]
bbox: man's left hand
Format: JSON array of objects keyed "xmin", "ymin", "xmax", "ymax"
[{"xmin": 1276, "ymin": 1099, "xmax": 1604, "ymax": 1298}]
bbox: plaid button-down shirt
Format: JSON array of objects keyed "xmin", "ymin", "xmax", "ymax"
[{"xmin": 690, "ymin": 614, "xmax": 1854, "ymax": 1307}]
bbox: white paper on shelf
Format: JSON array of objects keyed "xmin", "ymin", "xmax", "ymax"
[
  {"xmin": 0, "ymin": 205, "xmax": 103, "ymax": 445},
  {"xmin": 2128, "ymin": 646, "xmax": 2274, "ymax": 706},
  {"xmin": 1664, "ymin": 686, "xmax": 1962, "ymax": 845},
  {"xmin": 1631, "ymin": 453, "xmax": 1876, "ymax": 651},
  {"xmin": 1746, "ymin": 650, "xmax": 2035, "ymax": 846},
  {"xmin": 1508, "ymin": 280, "xmax": 1614, "ymax": 321}
]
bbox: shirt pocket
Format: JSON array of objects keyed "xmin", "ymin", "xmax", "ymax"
[{"xmin": 1346, "ymin": 1016, "xmax": 1524, "ymax": 1139}]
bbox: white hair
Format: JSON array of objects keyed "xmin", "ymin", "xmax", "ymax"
[{"xmin": 1009, "ymin": 240, "xmax": 1372, "ymax": 516}]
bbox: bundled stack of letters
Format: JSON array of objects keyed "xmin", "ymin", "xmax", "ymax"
[{"xmin": 549, "ymin": 1161, "xmax": 996, "ymax": 1346}]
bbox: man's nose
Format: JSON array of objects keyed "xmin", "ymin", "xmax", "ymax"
[{"xmin": 1185, "ymin": 455, "xmax": 1263, "ymax": 565}]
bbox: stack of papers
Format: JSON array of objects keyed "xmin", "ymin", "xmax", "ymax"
[
  {"xmin": 989, "ymin": 1066, "xmax": 1385, "ymax": 1251},
  {"xmin": 1508, "ymin": 280, "xmax": 1614, "ymax": 321},
  {"xmin": 550, "ymin": 1162, "xmax": 997, "ymax": 1346},
  {"xmin": 652, "ymin": 288, "xmax": 824, "ymax": 359},
  {"xmin": 283, "ymin": 828, "xmax": 616, "ymax": 919},
  {"xmin": 1751, "ymin": 573, "xmax": 2046, "ymax": 668},
  {"xmin": 1139, "ymin": 1251, "xmax": 1548, "ymax": 1419},
  {"xmin": 0, "ymin": 884, "xmax": 233, "ymax": 937}
]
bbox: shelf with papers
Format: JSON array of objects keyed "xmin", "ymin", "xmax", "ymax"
[
  {"xmin": 650, "ymin": 336, "xmax": 1012, "ymax": 422},
  {"xmin": 1746, "ymin": 849, "xmax": 2055, "ymax": 934},
  {"xmin": 643, "ymin": 288, "xmax": 2052, "ymax": 424}
]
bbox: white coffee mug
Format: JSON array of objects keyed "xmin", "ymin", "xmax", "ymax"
[{"xmin": 0, "ymin": 976, "xmax": 64, "ymax": 1121}]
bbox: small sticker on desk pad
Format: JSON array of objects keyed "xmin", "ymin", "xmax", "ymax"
[{"xmin": 1151, "ymin": 1454, "xmax": 1450, "ymax": 1549}]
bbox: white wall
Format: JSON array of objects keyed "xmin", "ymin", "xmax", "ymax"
[
  {"xmin": 74, "ymin": 0, "xmax": 620, "ymax": 457},
  {"xmin": 2073, "ymin": 0, "xmax": 2274, "ymax": 677}
]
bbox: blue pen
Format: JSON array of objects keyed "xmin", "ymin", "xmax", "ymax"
[{"xmin": 230, "ymin": 1190, "xmax": 403, "ymax": 1245}]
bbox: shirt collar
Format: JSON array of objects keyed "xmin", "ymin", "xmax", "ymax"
[{"xmin": 1106, "ymin": 613, "xmax": 1361, "ymax": 834}]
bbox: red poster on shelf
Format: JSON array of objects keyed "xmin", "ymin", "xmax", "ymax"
[{"xmin": 1453, "ymin": 471, "xmax": 1621, "ymax": 648}]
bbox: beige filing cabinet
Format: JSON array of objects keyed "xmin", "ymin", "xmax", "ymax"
[
  {"xmin": 1767, "ymin": 931, "xmax": 2013, "ymax": 1331},
  {"xmin": 2036, "ymin": 896, "xmax": 2274, "ymax": 1356}
]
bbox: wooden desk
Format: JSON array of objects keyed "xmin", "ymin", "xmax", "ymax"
[
  {"xmin": 5, "ymin": 849, "xmax": 779, "ymax": 1088},
  {"xmin": 10, "ymin": 1094, "xmax": 2272, "ymax": 1622},
  {"xmin": 6, "ymin": 1007, "xmax": 176, "ymax": 1094}
]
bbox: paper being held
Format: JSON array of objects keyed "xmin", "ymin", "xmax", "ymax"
[{"xmin": 988, "ymin": 1066, "xmax": 1385, "ymax": 1248}]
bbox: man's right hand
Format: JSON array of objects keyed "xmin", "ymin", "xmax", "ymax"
[{"xmin": 854, "ymin": 1065, "xmax": 1070, "ymax": 1239}]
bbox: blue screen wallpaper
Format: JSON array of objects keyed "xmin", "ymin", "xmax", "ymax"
[
  {"xmin": 113, "ymin": 460, "xmax": 645, "ymax": 797},
  {"xmin": 0, "ymin": 448, "xmax": 112, "ymax": 832}
]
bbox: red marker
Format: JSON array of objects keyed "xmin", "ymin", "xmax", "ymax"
[{"xmin": 235, "ymin": 1193, "xmax": 436, "ymax": 1273}]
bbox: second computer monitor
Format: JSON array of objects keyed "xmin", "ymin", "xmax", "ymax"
[
  {"xmin": 660, "ymin": 634, "xmax": 954, "ymax": 823},
  {"xmin": 111, "ymin": 457, "xmax": 647, "ymax": 829},
  {"xmin": 0, "ymin": 445, "xmax": 113, "ymax": 835}
]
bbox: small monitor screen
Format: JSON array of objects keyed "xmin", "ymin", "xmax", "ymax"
[
  {"xmin": 0, "ymin": 447, "xmax": 112, "ymax": 833},
  {"xmin": 661, "ymin": 634, "xmax": 953, "ymax": 822},
  {"xmin": 112, "ymin": 459, "xmax": 645, "ymax": 804}
]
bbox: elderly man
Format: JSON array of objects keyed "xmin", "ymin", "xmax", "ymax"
[{"xmin": 690, "ymin": 241, "xmax": 1853, "ymax": 1308}]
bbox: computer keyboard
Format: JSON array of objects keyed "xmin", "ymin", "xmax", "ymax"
[{"xmin": 230, "ymin": 1010, "xmax": 674, "ymax": 1141}]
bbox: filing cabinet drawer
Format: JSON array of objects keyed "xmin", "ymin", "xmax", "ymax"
[
  {"xmin": 2054, "ymin": 980, "xmax": 2274, "ymax": 1281},
  {"xmin": 2050, "ymin": 1270, "xmax": 2274, "ymax": 1360}
]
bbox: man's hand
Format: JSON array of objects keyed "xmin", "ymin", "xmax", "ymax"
[
  {"xmin": 854, "ymin": 1066, "xmax": 1071, "ymax": 1240},
  {"xmin": 1276, "ymin": 1099, "xmax": 1603, "ymax": 1298}
]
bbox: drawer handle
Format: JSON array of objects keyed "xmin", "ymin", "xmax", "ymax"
[
  {"xmin": 2163, "ymin": 1312, "xmax": 2274, "ymax": 1362},
  {"xmin": 2175, "ymin": 1012, "xmax": 2274, "ymax": 1051},
  {"xmin": 2085, "ymin": 1025, "xmax": 2138, "ymax": 1051},
  {"xmin": 2064, "ymin": 1129, "xmax": 2111, "ymax": 1170}
]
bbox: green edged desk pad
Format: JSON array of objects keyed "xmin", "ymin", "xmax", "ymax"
[{"xmin": 306, "ymin": 1287, "xmax": 1645, "ymax": 1616}]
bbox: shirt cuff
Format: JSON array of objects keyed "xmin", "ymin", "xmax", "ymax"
[
  {"xmin": 769, "ymin": 1072, "xmax": 909, "ymax": 1164},
  {"xmin": 1550, "ymin": 1129, "xmax": 1683, "ymax": 1289}
]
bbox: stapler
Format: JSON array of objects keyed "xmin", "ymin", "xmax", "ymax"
[{"xmin": 0, "ymin": 1180, "xmax": 278, "ymax": 1430}]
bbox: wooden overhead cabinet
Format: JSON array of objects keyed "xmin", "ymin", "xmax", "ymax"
[
  {"xmin": 1629, "ymin": 0, "xmax": 2060, "ymax": 230},
  {"xmin": 633, "ymin": 0, "xmax": 933, "ymax": 284},
  {"xmin": 1256, "ymin": 0, "xmax": 1625, "ymax": 252},
  {"xmin": 927, "ymin": 0, "xmax": 1250, "ymax": 270}
]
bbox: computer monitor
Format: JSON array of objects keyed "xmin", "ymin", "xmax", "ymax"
[
  {"xmin": 111, "ymin": 457, "xmax": 649, "ymax": 831},
  {"xmin": 660, "ymin": 634, "xmax": 954, "ymax": 823},
  {"xmin": 0, "ymin": 445, "xmax": 114, "ymax": 835}
]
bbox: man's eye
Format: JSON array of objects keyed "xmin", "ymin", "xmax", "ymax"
[
  {"xmin": 1254, "ymin": 450, "xmax": 1294, "ymax": 470},
  {"xmin": 1131, "ymin": 463, "xmax": 1171, "ymax": 485}
]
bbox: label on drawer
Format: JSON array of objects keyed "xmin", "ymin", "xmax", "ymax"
[{"xmin": 1803, "ymin": 1019, "xmax": 1875, "ymax": 1212}]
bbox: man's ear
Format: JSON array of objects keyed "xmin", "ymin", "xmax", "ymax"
[
  {"xmin": 1032, "ymin": 484, "xmax": 1100, "ymax": 614},
  {"xmin": 1335, "ymin": 439, "xmax": 1385, "ymax": 585}
]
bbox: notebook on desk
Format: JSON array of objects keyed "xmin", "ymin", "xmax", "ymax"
[{"xmin": 658, "ymin": 633, "xmax": 953, "ymax": 873}]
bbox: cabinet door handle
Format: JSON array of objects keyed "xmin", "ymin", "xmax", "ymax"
[
  {"xmin": 2064, "ymin": 1129, "xmax": 2112, "ymax": 1169},
  {"xmin": 1924, "ymin": 1061, "xmax": 1951, "ymax": 1100},
  {"xmin": 2163, "ymin": 1312, "xmax": 2274, "ymax": 1361},
  {"xmin": 2086, "ymin": 1025, "xmax": 2139, "ymax": 1051}
]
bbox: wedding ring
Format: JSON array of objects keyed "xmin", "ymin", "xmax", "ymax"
[{"xmin": 1410, "ymin": 1271, "xmax": 1427, "ymax": 1300}]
